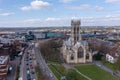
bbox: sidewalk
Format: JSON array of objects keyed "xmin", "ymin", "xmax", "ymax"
[{"xmin": 93, "ymin": 61, "xmax": 113, "ymax": 74}]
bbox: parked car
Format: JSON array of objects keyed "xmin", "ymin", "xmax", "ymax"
[
  {"xmin": 27, "ymin": 70, "xmax": 30, "ymax": 74},
  {"xmin": 27, "ymin": 74, "xmax": 31, "ymax": 80},
  {"xmin": 31, "ymin": 71, "xmax": 35, "ymax": 74},
  {"xmin": 30, "ymin": 64, "xmax": 33, "ymax": 69},
  {"xmin": 29, "ymin": 58, "xmax": 32, "ymax": 60},
  {"xmin": 26, "ymin": 63, "xmax": 29, "ymax": 65}
]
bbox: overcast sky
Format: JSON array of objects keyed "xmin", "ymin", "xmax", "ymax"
[{"xmin": 0, "ymin": 0, "xmax": 120, "ymax": 27}]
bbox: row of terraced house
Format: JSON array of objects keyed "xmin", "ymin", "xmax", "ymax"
[{"xmin": 88, "ymin": 37, "xmax": 120, "ymax": 63}]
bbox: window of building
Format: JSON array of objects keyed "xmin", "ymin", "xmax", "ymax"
[
  {"xmin": 78, "ymin": 47, "xmax": 84, "ymax": 58},
  {"xmin": 74, "ymin": 27, "xmax": 76, "ymax": 35},
  {"xmin": 77, "ymin": 27, "xmax": 79, "ymax": 33}
]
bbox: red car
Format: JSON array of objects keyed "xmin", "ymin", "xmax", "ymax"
[{"xmin": 30, "ymin": 64, "xmax": 33, "ymax": 69}]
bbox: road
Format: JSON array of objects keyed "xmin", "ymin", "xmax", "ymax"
[
  {"xmin": 6, "ymin": 57, "xmax": 20, "ymax": 80},
  {"xmin": 93, "ymin": 61, "xmax": 113, "ymax": 74},
  {"xmin": 34, "ymin": 45, "xmax": 57, "ymax": 80},
  {"xmin": 20, "ymin": 44, "xmax": 37, "ymax": 80}
]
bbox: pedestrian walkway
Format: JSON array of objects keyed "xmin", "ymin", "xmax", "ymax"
[
  {"xmin": 73, "ymin": 68, "xmax": 92, "ymax": 80},
  {"xmin": 93, "ymin": 61, "xmax": 113, "ymax": 74}
]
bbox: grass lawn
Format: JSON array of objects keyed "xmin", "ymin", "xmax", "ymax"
[
  {"xmin": 75, "ymin": 64, "xmax": 120, "ymax": 80},
  {"xmin": 47, "ymin": 61, "xmax": 62, "ymax": 64},
  {"xmin": 48, "ymin": 64, "xmax": 65, "ymax": 80},
  {"xmin": 49, "ymin": 64, "xmax": 87, "ymax": 80},
  {"xmin": 66, "ymin": 69, "xmax": 87, "ymax": 80}
]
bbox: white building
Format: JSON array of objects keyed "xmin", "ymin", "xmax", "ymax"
[{"xmin": 106, "ymin": 54, "xmax": 115, "ymax": 63}]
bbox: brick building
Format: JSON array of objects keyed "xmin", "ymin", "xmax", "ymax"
[{"xmin": 88, "ymin": 38, "xmax": 120, "ymax": 63}]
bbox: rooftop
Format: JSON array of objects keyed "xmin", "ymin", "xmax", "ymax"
[{"xmin": 0, "ymin": 56, "xmax": 9, "ymax": 64}]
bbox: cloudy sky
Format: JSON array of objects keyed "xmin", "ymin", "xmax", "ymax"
[{"xmin": 0, "ymin": 0, "xmax": 120, "ymax": 27}]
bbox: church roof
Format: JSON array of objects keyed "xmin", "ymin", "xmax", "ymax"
[
  {"xmin": 74, "ymin": 40, "xmax": 88, "ymax": 48},
  {"xmin": 68, "ymin": 49, "xmax": 74, "ymax": 54},
  {"xmin": 65, "ymin": 38, "xmax": 72, "ymax": 46}
]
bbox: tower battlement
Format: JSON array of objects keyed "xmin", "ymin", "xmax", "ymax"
[{"xmin": 71, "ymin": 19, "xmax": 81, "ymax": 44}]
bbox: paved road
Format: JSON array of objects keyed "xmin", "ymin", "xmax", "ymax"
[
  {"xmin": 20, "ymin": 44, "xmax": 38, "ymax": 80},
  {"xmin": 93, "ymin": 61, "xmax": 113, "ymax": 74},
  {"xmin": 6, "ymin": 57, "xmax": 20, "ymax": 80},
  {"xmin": 34, "ymin": 46, "xmax": 57, "ymax": 80}
]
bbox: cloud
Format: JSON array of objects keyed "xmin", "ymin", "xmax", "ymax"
[
  {"xmin": 21, "ymin": 0, "xmax": 51, "ymax": 11},
  {"xmin": 82, "ymin": 16, "xmax": 120, "ymax": 23},
  {"xmin": 59, "ymin": 0, "xmax": 74, "ymax": 3},
  {"xmin": 24, "ymin": 19, "xmax": 41, "ymax": 23},
  {"xmin": 1, "ymin": 16, "xmax": 120, "ymax": 27},
  {"xmin": 0, "ymin": 12, "xmax": 14, "ymax": 16},
  {"xmin": 106, "ymin": 0, "xmax": 120, "ymax": 3},
  {"xmin": 45, "ymin": 17, "xmax": 62, "ymax": 21},
  {"xmin": 67, "ymin": 4, "xmax": 104, "ymax": 11}
]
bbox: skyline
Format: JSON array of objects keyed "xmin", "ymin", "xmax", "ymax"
[{"xmin": 0, "ymin": 0, "xmax": 120, "ymax": 27}]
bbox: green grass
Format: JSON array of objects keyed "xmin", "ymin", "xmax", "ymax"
[
  {"xmin": 66, "ymin": 69, "xmax": 87, "ymax": 80},
  {"xmin": 49, "ymin": 64, "xmax": 87, "ymax": 80},
  {"xmin": 48, "ymin": 64, "xmax": 65, "ymax": 80},
  {"xmin": 75, "ymin": 65, "xmax": 120, "ymax": 80},
  {"xmin": 47, "ymin": 61, "xmax": 62, "ymax": 64}
]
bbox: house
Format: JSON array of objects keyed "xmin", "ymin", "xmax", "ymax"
[
  {"xmin": 106, "ymin": 54, "xmax": 116, "ymax": 63},
  {"xmin": 88, "ymin": 38, "xmax": 120, "ymax": 63}
]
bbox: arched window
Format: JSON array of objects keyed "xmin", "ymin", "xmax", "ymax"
[
  {"xmin": 74, "ymin": 27, "xmax": 76, "ymax": 34},
  {"xmin": 70, "ymin": 54, "xmax": 74, "ymax": 60},
  {"xmin": 78, "ymin": 47, "xmax": 84, "ymax": 58},
  {"xmin": 77, "ymin": 27, "xmax": 79, "ymax": 33},
  {"xmin": 86, "ymin": 54, "xmax": 89, "ymax": 59}
]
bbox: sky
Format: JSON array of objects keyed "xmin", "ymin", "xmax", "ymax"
[{"xmin": 0, "ymin": 0, "xmax": 120, "ymax": 27}]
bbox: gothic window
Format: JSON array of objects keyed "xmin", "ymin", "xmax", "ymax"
[
  {"xmin": 74, "ymin": 36, "xmax": 76, "ymax": 43},
  {"xmin": 77, "ymin": 27, "xmax": 79, "ymax": 33},
  {"xmin": 74, "ymin": 27, "xmax": 76, "ymax": 34},
  {"xmin": 78, "ymin": 47, "xmax": 84, "ymax": 58},
  {"xmin": 70, "ymin": 54, "xmax": 74, "ymax": 60},
  {"xmin": 86, "ymin": 54, "xmax": 89, "ymax": 59}
]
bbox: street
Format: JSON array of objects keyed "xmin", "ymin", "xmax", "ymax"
[
  {"xmin": 93, "ymin": 61, "xmax": 113, "ymax": 74},
  {"xmin": 34, "ymin": 46, "xmax": 57, "ymax": 80},
  {"xmin": 19, "ymin": 44, "xmax": 37, "ymax": 80},
  {"xmin": 6, "ymin": 57, "xmax": 20, "ymax": 80}
]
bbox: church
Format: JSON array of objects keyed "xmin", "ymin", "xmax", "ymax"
[{"xmin": 62, "ymin": 19, "xmax": 92, "ymax": 63}]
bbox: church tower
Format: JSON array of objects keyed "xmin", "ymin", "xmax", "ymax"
[{"xmin": 71, "ymin": 19, "xmax": 81, "ymax": 45}]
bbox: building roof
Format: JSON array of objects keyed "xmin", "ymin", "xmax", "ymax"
[
  {"xmin": 88, "ymin": 38, "xmax": 120, "ymax": 56},
  {"xmin": 0, "ymin": 46, "xmax": 10, "ymax": 56},
  {"xmin": 65, "ymin": 38, "xmax": 72, "ymax": 47},
  {"xmin": 0, "ymin": 56, "xmax": 9, "ymax": 64}
]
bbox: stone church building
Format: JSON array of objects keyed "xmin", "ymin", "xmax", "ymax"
[{"xmin": 62, "ymin": 19, "xmax": 92, "ymax": 63}]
